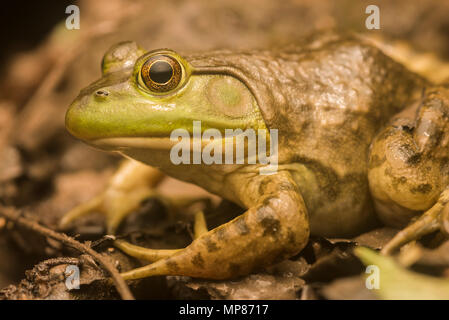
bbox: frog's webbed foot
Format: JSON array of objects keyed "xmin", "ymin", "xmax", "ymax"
[
  {"xmin": 115, "ymin": 171, "xmax": 309, "ymax": 280},
  {"xmin": 114, "ymin": 211, "xmax": 208, "ymax": 263},
  {"xmin": 382, "ymin": 189, "xmax": 449, "ymax": 255},
  {"xmin": 59, "ymin": 160, "xmax": 164, "ymax": 234}
]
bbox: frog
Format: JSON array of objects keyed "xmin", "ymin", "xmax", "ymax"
[{"xmin": 60, "ymin": 32, "xmax": 449, "ymax": 281}]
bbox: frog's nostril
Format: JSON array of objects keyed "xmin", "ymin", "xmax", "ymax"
[{"xmin": 95, "ymin": 90, "xmax": 109, "ymax": 97}]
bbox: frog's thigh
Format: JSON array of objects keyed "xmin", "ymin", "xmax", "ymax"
[
  {"xmin": 118, "ymin": 171, "xmax": 310, "ymax": 280},
  {"xmin": 368, "ymin": 85, "xmax": 449, "ymax": 253}
]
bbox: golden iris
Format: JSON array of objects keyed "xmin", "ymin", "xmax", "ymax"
[{"xmin": 141, "ymin": 55, "xmax": 182, "ymax": 93}]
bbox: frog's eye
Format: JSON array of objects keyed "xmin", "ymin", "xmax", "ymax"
[{"xmin": 140, "ymin": 55, "xmax": 182, "ymax": 93}]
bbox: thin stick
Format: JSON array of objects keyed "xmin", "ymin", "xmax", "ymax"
[{"xmin": 0, "ymin": 205, "xmax": 134, "ymax": 300}]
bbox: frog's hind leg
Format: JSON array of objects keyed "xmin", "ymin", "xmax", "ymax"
[
  {"xmin": 382, "ymin": 189, "xmax": 449, "ymax": 254},
  {"xmin": 114, "ymin": 211, "xmax": 208, "ymax": 263},
  {"xmin": 369, "ymin": 84, "xmax": 449, "ymax": 254},
  {"xmin": 116, "ymin": 171, "xmax": 309, "ymax": 281}
]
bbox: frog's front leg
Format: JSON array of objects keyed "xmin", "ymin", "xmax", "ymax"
[
  {"xmin": 117, "ymin": 171, "xmax": 309, "ymax": 280},
  {"xmin": 369, "ymin": 85, "xmax": 449, "ymax": 254},
  {"xmin": 60, "ymin": 159, "xmax": 165, "ymax": 233}
]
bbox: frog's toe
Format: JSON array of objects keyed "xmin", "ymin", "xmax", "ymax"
[
  {"xmin": 59, "ymin": 187, "xmax": 158, "ymax": 234},
  {"xmin": 58, "ymin": 190, "xmax": 152, "ymax": 234},
  {"xmin": 382, "ymin": 192, "xmax": 449, "ymax": 255},
  {"xmin": 114, "ymin": 211, "xmax": 208, "ymax": 263},
  {"xmin": 441, "ymin": 204, "xmax": 449, "ymax": 235},
  {"xmin": 59, "ymin": 193, "xmax": 104, "ymax": 230},
  {"xmin": 114, "ymin": 239, "xmax": 182, "ymax": 262}
]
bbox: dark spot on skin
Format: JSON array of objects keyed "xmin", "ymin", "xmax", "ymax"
[
  {"xmin": 391, "ymin": 175, "xmax": 408, "ymax": 190},
  {"xmin": 406, "ymin": 153, "xmax": 422, "ymax": 165},
  {"xmin": 256, "ymin": 205, "xmax": 281, "ymax": 237},
  {"xmin": 165, "ymin": 259, "xmax": 179, "ymax": 272},
  {"xmin": 287, "ymin": 229, "xmax": 297, "ymax": 245},
  {"xmin": 205, "ymin": 239, "xmax": 219, "ymax": 252},
  {"xmin": 191, "ymin": 253, "xmax": 205, "ymax": 269},
  {"xmin": 261, "ymin": 217, "xmax": 281, "ymax": 237},
  {"xmin": 215, "ymin": 227, "xmax": 228, "ymax": 241},
  {"xmin": 410, "ymin": 183, "xmax": 432, "ymax": 194},
  {"xmin": 398, "ymin": 144, "xmax": 421, "ymax": 165},
  {"xmin": 401, "ymin": 125, "xmax": 414, "ymax": 133},
  {"xmin": 263, "ymin": 197, "xmax": 276, "ymax": 207},
  {"xmin": 234, "ymin": 218, "xmax": 250, "ymax": 236},
  {"xmin": 258, "ymin": 179, "xmax": 270, "ymax": 196},
  {"xmin": 228, "ymin": 263, "xmax": 240, "ymax": 275}
]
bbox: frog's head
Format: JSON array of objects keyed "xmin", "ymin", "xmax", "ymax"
[{"xmin": 66, "ymin": 41, "xmax": 267, "ymax": 157}]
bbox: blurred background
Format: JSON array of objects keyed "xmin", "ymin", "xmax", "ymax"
[{"xmin": 0, "ymin": 0, "xmax": 449, "ymax": 299}]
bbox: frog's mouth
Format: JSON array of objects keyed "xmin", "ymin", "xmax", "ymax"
[
  {"xmin": 91, "ymin": 135, "xmax": 235, "ymax": 152},
  {"xmin": 90, "ymin": 132, "xmax": 261, "ymax": 157},
  {"xmin": 91, "ymin": 137, "xmax": 176, "ymax": 151}
]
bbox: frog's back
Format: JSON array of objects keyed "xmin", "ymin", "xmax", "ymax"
[
  {"xmin": 190, "ymin": 33, "xmax": 422, "ymax": 132},
  {"xmin": 189, "ymin": 32, "xmax": 426, "ymax": 236},
  {"xmin": 189, "ymin": 32, "xmax": 425, "ymax": 177}
]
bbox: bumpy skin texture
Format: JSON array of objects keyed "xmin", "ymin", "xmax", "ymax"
[
  {"xmin": 187, "ymin": 33, "xmax": 427, "ymax": 236},
  {"xmin": 63, "ymin": 32, "xmax": 449, "ymax": 280}
]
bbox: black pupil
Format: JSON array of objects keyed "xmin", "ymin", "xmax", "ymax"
[{"xmin": 149, "ymin": 60, "xmax": 173, "ymax": 84}]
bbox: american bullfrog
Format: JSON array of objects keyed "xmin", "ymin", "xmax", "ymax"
[{"xmin": 60, "ymin": 32, "xmax": 449, "ymax": 280}]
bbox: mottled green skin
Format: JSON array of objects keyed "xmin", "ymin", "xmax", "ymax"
[{"xmin": 65, "ymin": 32, "xmax": 449, "ymax": 279}]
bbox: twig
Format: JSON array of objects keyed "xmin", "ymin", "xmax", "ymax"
[{"xmin": 0, "ymin": 205, "xmax": 134, "ymax": 300}]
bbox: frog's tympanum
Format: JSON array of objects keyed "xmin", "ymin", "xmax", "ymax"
[{"xmin": 61, "ymin": 33, "xmax": 449, "ymax": 280}]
